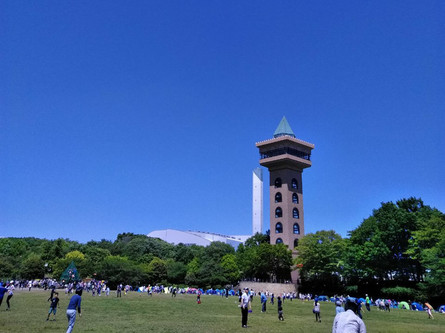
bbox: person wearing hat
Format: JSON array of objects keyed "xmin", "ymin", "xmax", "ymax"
[
  {"xmin": 332, "ymin": 300, "xmax": 366, "ymax": 333},
  {"xmin": 240, "ymin": 288, "xmax": 249, "ymax": 328},
  {"xmin": 66, "ymin": 286, "xmax": 83, "ymax": 333}
]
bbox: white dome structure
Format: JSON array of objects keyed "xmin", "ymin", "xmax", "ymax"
[{"xmin": 147, "ymin": 229, "xmax": 249, "ymax": 249}]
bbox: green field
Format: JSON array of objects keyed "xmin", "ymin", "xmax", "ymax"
[{"xmin": 0, "ymin": 290, "xmax": 443, "ymax": 332}]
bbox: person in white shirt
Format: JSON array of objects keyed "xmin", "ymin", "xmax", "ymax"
[
  {"xmin": 332, "ymin": 300, "xmax": 366, "ymax": 333},
  {"xmin": 240, "ymin": 288, "xmax": 250, "ymax": 328}
]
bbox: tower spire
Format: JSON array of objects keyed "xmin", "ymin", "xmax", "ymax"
[{"xmin": 273, "ymin": 116, "xmax": 295, "ymax": 138}]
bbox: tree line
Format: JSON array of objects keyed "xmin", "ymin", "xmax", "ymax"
[
  {"xmin": 296, "ymin": 197, "xmax": 445, "ymax": 304},
  {"xmin": 1, "ymin": 197, "xmax": 443, "ymax": 303},
  {"xmin": 0, "ymin": 232, "xmax": 292, "ymax": 290}
]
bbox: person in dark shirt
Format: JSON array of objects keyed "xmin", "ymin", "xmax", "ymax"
[
  {"xmin": 66, "ymin": 287, "xmax": 82, "ymax": 333},
  {"xmin": 47, "ymin": 292, "xmax": 60, "ymax": 321},
  {"xmin": 277, "ymin": 296, "xmax": 284, "ymax": 321}
]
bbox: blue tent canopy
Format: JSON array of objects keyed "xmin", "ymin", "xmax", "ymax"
[{"xmin": 412, "ymin": 302, "xmax": 423, "ymax": 311}]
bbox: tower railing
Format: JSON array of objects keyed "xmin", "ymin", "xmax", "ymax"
[{"xmin": 260, "ymin": 147, "xmax": 311, "ymax": 161}]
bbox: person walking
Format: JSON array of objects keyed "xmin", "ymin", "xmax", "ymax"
[
  {"xmin": 313, "ymin": 298, "xmax": 321, "ymax": 322},
  {"xmin": 240, "ymin": 288, "xmax": 249, "ymax": 328},
  {"xmin": 66, "ymin": 287, "xmax": 82, "ymax": 333},
  {"xmin": 425, "ymin": 302, "xmax": 434, "ymax": 319}
]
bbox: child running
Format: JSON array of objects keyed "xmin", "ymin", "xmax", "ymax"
[{"xmin": 47, "ymin": 292, "xmax": 60, "ymax": 321}]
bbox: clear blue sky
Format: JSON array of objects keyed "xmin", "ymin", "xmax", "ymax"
[{"xmin": 1, "ymin": 1, "xmax": 444, "ymax": 243}]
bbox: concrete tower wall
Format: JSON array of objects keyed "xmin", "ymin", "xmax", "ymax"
[
  {"xmin": 252, "ymin": 167, "xmax": 263, "ymax": 235},
  {"xmin": 268, "ymin": 168, "xmax": 304, "ymax": 247}
]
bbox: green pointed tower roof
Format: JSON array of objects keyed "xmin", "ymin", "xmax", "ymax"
[{"xmin": 273, "ymin": 116, "xmax": 295, "ymax": 138}]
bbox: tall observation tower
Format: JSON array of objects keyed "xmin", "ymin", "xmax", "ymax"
[{"xmin": 256, "ymin": 117, "xmax": 314, "ymax": 280}]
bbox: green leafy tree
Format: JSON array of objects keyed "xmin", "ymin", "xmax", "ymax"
[
  {"xmin": 348, "ymin": 200, "xmax": 423, "ymax": 283},
  {"xmin": 166, "ymin": 259, "xmax": 187, "ymax": 284},
  {"xmin": 84, "ymin": 247, "xmax": 111, "ymax": 277},
  {"xmin": 296, "ymin": 230, "xmax": 344, "ymax": 294},
  {"xmin": 53, "ymin": 251, "xmax": 86, "ymax": 279},
  {"xmin": 97, "ymin": 255, "xmax": 142, "ymax": 288},
  {"xmin": 220, "ymin": 254, "xmax": 240, "ymax": 285},
  {"xmin": 407, "ymin": 208, "xmax": 445, "ymax": 299},
  {"xmin": 147, "ymin": 257, "xmax": 167, "ymax": 284},
  {"xmin": 237, "ymin": 234, "xmax": 292, "ymax": 281},
  {"xmin": 185, "ymin": 257, "xmax": 200, "ymax": 286},
  {"xmin": 21, "ymin": 254, "xmax": 45, "ymax": 279}
]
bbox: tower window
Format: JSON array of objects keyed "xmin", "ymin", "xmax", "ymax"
[
  {"xmin": 294, "ymin": 238, "xmax": 299, "ymax": 248},
  {"xmin": 293, "ymin": 223, "xmax": 300, "ymax": 234},
  {"xmin": 275, "ymin": 207, "xmax": 282, "ymax": 218},
  {"xmin": 276, "ymin": 238, "xmax": 283, "ymax": 244},
  {"xmin": 275, "ymin": 222, "xmax": 283, "ymax": 234},
  {"xmin": 275, "ymin": 192, "xmax": 282, "ymax": 203},
  {"xmin": 292, "ymin": 178, "xmax": 298, "ymax": 189},
  {"xmin": 292, "ymin": 193, "xmax": 298, "ymax": 204},
  {"xmin": 293, "ymin": 208, "xmax": 299, "ymax": 219},
  {"xmin": 275, "ymin": 178, "xmax": 282, "ymax": 188}
]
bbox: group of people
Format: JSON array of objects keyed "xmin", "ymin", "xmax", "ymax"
[
  {"xmin": 0, "ymin": 282, "xmax": 14, "ymax": 311},
  {"xmin": 236, "ymin": 288, "xmax": 367, "ymax": 331},
  {"xmin": 238, "ymin": 288, "xmax": 289, "ymax": 328}
]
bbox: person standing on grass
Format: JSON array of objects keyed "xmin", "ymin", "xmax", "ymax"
[
  {"xmin": 277, "ymin": 296, "xmax": 284, "ymax": 321},
  {"xmin": 0, "ymin": 284, "xmax": 7, "ymax": 309},
  {"xmin": 6, "ymin": 283, "xmax": 14, "ymax": 310},
  {"xmin": 240, "ymin": 288, "xmax": 249, "ymax": 328},
  {"xmin": 66, "ymin": 287, "xmax": 82, "ymax": 333},
  {"xmin": 365, "ymin": 294, "xmax": 371, "ymax": 311},
  {"xmin": 313, "ymin": 298, "xmax": 321, "ymax": 322},
  {"xmin": 47, "ymin": 292, "xmax": 60, "ymax": 321},
  {"xmin": 117, "ymin": 284, "xmax": 122, "ymax": 297},
  {"xmin": 260, "ymin": 292, "xmax": 267, "ymax": 312}
]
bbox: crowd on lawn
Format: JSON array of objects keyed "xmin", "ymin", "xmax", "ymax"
[{"xmin": 1, "ymin": 279, "xmax": 443, "ymax": 333}]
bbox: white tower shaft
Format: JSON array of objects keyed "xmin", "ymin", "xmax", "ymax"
[{"xmin": 252, "ymin": 167, "xmax": 264, "ymax": 235}]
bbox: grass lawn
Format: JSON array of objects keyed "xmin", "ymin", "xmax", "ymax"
[{"xmin": 0, "ymin": 289, "xmax": 444, "ymax": 332}]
